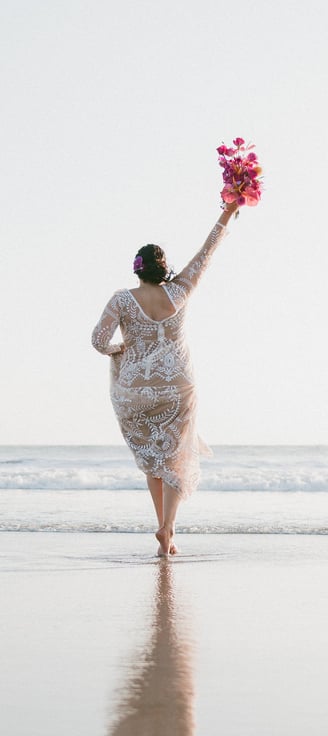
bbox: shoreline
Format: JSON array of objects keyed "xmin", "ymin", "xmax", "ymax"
[{"xmin": 1, "ymin": 533, "xmax": 328, "ymax": 735}]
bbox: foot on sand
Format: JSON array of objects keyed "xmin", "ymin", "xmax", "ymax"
[
  {"xmin": 157, "ymin": 541, "xmax": 179, "ymax": 557},
  {"xmin": 155, "ymin": 525, "xmax": 173, "ymax": 557}
]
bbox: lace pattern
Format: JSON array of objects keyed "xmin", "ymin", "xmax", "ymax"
[{"xmin": 92, "ymin": 219, "xmax": 226, "ymax": 497}]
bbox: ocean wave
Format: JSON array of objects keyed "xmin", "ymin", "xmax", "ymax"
[
  {"xmin": 1, "ymin": 521, "xmax": 328, "ymax": 534},
  {"xmin": 0, "ymin": 467, "xmax": 328, "ymax": 492},
  {"xmin": 1, "ymin": 446, "xmax": 328, "ymax": 492}
]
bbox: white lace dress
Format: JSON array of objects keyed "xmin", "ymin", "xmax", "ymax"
[{"xmin": 92, "ymin": 220, "xmax": 226, "ymax": 498}]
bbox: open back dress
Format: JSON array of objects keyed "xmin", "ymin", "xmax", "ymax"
[{"xmin": 91, "ymin": 219, "xmax": 226, "ymax": 498}]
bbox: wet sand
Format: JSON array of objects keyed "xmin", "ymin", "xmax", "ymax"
[{"xmin": 1, "ymin": 533, "xmax": 328, "ymax": 735}]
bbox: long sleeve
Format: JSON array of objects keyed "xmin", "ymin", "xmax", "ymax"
[
  {"xmin": 91, "ymin": 291, "xmax": 123, "ymax": 356},
  {"xmin": 174, "ymin": 219, "xmax": 227, "ymax": 298}
]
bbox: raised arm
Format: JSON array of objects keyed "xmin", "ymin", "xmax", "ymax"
[
  {"xmin": 174, "ymin": 203, "xmax": 238, "ymax": 296},
  {"xmin": 91, "ymin": 291, "xmax": 124, "ymax": 356}
]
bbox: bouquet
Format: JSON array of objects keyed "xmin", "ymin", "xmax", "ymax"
[{"xmin": 217, "ymin": 137, "xmax": 263, "ymax": 210}]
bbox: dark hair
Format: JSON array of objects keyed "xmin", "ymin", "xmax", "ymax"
[{"xmin": 134, "ymin": 244, "xmax": 172, "ymax": 284}]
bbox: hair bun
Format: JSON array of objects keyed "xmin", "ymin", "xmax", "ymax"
[{"xmin": 134, "ymin": 244, "xmax": 170, "ymax": 284}]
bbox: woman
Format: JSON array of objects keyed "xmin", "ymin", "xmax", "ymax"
[{"xmin": 92, "ymin": 202, "xmax": 238, "ymax": 556}]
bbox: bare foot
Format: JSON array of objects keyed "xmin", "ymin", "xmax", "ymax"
[
  {"xmin": 169, "ymin": 542, "xmax": 178, "ymax": 555},
  {"xmin": 157, "ymin": 541, "xmax": 179, "ymax": 556},
  {"xmin": 155, "ymin": 525, "xmax": 172, "ymax": 557}
]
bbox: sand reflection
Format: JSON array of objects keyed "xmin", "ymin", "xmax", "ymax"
[{"xmin": 108, "ymin": 562, "xmax": 195, "ymax": 735}]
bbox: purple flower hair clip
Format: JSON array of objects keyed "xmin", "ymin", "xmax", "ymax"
[{"xmin": 133, "ymin": 255, "xmax": 144, "ymax": 273}]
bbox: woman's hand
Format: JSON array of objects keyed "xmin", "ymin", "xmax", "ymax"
[
  {"xmin": 110, "ymin": 343, "xmax": 125, "ymax": 356},
  {"xmin": 225, "ymin": 201, "xmax": 239, "ymax": 215},
  {"xmin": 219, "ymin": 201, "xmax": 239, "ymax": 226}
]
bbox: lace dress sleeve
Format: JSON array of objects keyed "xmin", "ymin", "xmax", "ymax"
[
  {"xmin": 173, "ymin": 219, "xmax": 227, "ymax": 301},
  {"xmin": 91, "ymin": 291, "xmax": 123, "ymax": 356}
]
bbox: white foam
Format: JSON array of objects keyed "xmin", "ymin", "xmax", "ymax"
[
  {"xmin": 0, "ymin": 466, "xmax": 327, "ymax": 492},
  {"xmin": 1, "ymin": 521, "xmax": 328, "ymax": 534},
  {"xmin": 0, "ymin": 445, "xmax": 327, "ymax": 491}
]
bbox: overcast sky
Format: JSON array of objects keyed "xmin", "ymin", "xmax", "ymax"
[{"xmin": 1, "ymin": 0, "xmax": 327, "ymax": 445}]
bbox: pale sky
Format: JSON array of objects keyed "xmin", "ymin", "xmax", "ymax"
[{"xmin": 1, "ymin": 0, "xmax": 327, "ymax": 444}]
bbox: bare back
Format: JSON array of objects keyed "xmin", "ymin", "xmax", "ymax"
[{"xmin": 128, "ymin": 284, "xmax": 176, "ymax": 322}]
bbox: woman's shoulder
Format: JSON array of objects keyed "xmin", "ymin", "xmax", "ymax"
[
  {"xmin": 110, "ymin": 287, "xmax": 129, "ymax": 301},
  {"xmin": 104, "ymin": 288, "xmax": 130, "ymax": 313},
  {"xmin": 164, "ymin": 278, "xmax": 189, "ymax": 307}
]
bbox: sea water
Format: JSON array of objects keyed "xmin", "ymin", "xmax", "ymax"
[
  {"xmin": 2, "ymin": 445, "xmax": 328, "ymax": 736},
  {"xmin": 1, "ymin": 445, "xmax": 328, "ymax": 535}
]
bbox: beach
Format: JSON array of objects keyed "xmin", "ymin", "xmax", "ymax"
[
  {"xmin": 1, "ymin": 445, "xmax": 328, "ymax": 734},
  {"xmin": 2, "ymin": 531, "xmax": 328, "ymax": 735}
]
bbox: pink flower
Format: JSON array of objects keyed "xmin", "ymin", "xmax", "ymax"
[
  {"xmin": 216, "ymin": 136, "xmax": 263, "ymax": 210},
  {"xmin": 243, "ymin": 187, "xmax": 261, "ymax": 206},
  {"xmin": 221, "ymin": 185, "xmax": 238, "ymax": 203},
  {"xmin": 233, "ymin": 137, "xmax": 245, "ymax": 147},
  {"xmin": 133, "ymin": 255, "xmax": 144, "ymax": 272}
]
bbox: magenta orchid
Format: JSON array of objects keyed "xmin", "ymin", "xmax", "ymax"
[
  {"xmin": 133, "ymin": 255, "xmax": 144, "ymax": 273},
  {"xmin": 216, "ymin": 137, "xmax": 263, "ymax": 210},
  {"xmin": 233, "ymin": 137, "xmax": 245, "ymax": 147}
]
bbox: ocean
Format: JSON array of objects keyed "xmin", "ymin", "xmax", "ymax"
[
  {"xmin": 1, "ymin": 444, "xmax": 328, "ymax": 535},
  {"xmin": 2, "ymin": 445, "xmax": 328, "ymax": 736}
]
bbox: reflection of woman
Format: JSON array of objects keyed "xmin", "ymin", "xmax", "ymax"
[
  {"xmin": 108, "ymin": 563, "xmax": 194, "ymax": 735},
  {"xmin": 92, "ymin": 203, "xmax": 237, "ymax": 555}
]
